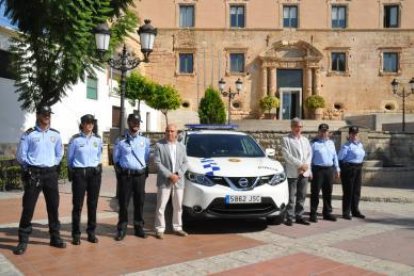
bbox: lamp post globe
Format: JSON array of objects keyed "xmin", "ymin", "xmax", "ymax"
[
  {"xmin": 94, "ymin": 20, "xmax": 157, "ymax": 136},
  {"xmin": 218, "ymin": 78, "xmax": 243, "ymax": 124}
]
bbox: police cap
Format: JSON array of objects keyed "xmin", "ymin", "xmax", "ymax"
[
  {"xmin": 349, "ymin": 126, "xmax": 359, "ymax": 134},
  {"xmin": 80, "ymin": 114, "xmax": 95, "ymax": 124},
  {"xmin": 318, "ymin": 123, "xmax": 329, "ymax": 132},
  {"xmin": 127, "ymin": 113, "xmax": 142, "ymax": 123},
  {"xmin": 36, "ymin": 105, "xmax": 54, "ymax": 114}
]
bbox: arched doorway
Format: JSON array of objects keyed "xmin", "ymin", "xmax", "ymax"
[{"xmin": 259, "ymin": 40, "xmax": 323, "ymax": 119}]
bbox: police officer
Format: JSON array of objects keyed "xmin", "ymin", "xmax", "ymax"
[
  {"xmin": 14, "ymin": 105, "xmax": 65, "ymax": 255},
  {"xmin": 113, "ymin": 114, "xmax": 150, "ymax": 240},
  {"xmin": 310, "ymin": 123, "xmax": 340, "ymax": 223},
  {"xmin": 67, "ymin": 114, "xmax": 103, "ymax": 245},
  {"xmin": 338, "ymin": 126, "xmax": 366, "ymax": 220}
]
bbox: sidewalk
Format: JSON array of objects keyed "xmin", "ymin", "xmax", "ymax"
[{"xmin": 0, "ymin": 166, "xmax": 413, "ymax": 275}]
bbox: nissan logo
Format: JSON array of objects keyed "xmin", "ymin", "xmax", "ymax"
[{"xmin": 238, "ymin": 178, "xmax": 249, "ymax": 188}]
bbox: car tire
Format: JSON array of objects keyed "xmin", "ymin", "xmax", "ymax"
[{"xmin": 266, "ymin": 214, "xmax": 285, "ymax": 225}]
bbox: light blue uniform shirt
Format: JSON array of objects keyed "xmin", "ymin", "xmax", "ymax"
[
  {"xmin": 67, "ymin": 132, "xmax": 103, "ymax": 168},
  {"xmin": 338, "ymin": 140, "xmax": 365, "ymax": 164},
  {"xmin": 16, "ymin": 125, "xmax": 64, "ymax": 168},
  {"xmin": 311, "ymin": 138, "xmax": 340, "ymax": 172},
  {"xmin": 113, "ymin": 132, "xmax": 150, "ymax": 170}
]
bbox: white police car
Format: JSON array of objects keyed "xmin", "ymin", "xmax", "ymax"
[{"xmin": 181, "ymin": 125, "xmax": 288, "ymax": 224}]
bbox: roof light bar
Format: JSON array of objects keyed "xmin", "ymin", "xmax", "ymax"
[{"xmin": 185, "ymin": 124, "xmax": 239, "ymax": 130}]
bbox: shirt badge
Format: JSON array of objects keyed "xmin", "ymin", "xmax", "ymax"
[
  {"xmin": 93, "ymin": 141, "xmax": 98, "ymax": 148},
  {"xmin": 50, "ymin": 136, "xmax": 56, "ymax": 143},
  {"xmin": 140, "ymin": 141, "xmax": 145, "ymax": 147}
]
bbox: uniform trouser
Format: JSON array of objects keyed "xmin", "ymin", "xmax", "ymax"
[
  {"xmin": 155, "ymin": 184, "xmax": 184, "ymax": 233},
  {"xmin": 286, "ymin": 176, "xmax": 308, "ymax": 220},
  {"xmin": 117, "ymin": 173, "xmax": 146, "ymax": 231},
  {"xmin": 71, "ymin": 169, "xmax": 102, "ymax": 238},
  {"xmin": 340, "ymin": 163, "xmax": 362, "ymax": 216},
  {"xmin": 310, "ymin": 166, "xmax": 335, "ymax": 216},
  {"xmin": 18, "ymin": 170, "xmax": 60, "ymax": 243}
]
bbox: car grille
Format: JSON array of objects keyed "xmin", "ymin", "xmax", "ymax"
[
  {"xmin": 206, "ymin": 175, "xmax": 275, "ymax": 191},
  {"xmin": 206, "ymin": 197, "xmax": 279, "ymax": 216}
]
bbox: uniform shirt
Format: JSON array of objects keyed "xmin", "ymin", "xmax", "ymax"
[
  {"xmin": 281, "ymin": 134, "xmax": 312, "ymax": 178},
  {"xmin": 16, "ymin": 125, "xmax": 64, "ymax": 168},
  {"xmin": 67, "ymin": 132, "xmax": 103, "ymax": 168},
  {"xmin": 338, "ymin": 140, "xmax": 365, "ymax": 164},
  {"xmin": 113, "ymin": 131, "xmax": 150, "ymax": 170},
  {"xmin": 311, "ymin": 138, "xmax": 340, "ymax": 172}
]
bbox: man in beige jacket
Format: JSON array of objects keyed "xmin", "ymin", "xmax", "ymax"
[{"xmin": 281, "ymin": 118, "xmax": 312, "ymax": 226}]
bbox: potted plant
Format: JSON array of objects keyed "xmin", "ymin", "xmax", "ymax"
[
  {"xmin": 304, "ymin": 95, "xmax": 326, "ymax": 120},
  {"xmin": 259, "ymin": 95, "xmax": 280, "ymax": 119}
]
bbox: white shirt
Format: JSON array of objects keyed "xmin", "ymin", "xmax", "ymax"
[{"xmin": 168, "ymin": 142, "xmax": 177, "ymax": 173}]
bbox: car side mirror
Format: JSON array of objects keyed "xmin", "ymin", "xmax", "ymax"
[{"xmin": 265, "ymin": 148, "xmax": 275, "ymax": 157}]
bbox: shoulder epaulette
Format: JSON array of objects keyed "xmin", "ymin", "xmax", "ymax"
[
  {"xmin": 71, "ymin": 133, "xmax": 81, "ymax": 139},
  {"xmin": 49, "ymin": 128, "xmax": 60, "ymax": 133},
  {"xmin": 311, "ymin": 138, "xmax": 319, "ymax": 143},
  {"xmin": 25, "ymin": 127, "xmax": 35, "ymax": 134}
]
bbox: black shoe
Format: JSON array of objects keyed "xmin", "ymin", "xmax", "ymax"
[
  {"xmin": 323, "ymin": 214, "xmax": 337, "ymax": 221},
  {"xmin": 115, "ymin": 230, "xmax": 126, "ymax": 241},
  {"xmin": 309, "ymin": 214, "xmax": 318, "ymax": 223},
  {"xmin": 50, "ymin": 238, "xmax": 67, "ymax": 249},
  {"xmin": 72, "ymin": 236, "xmax": 81, "ymax": 245},
  {"xmin": 353, "ymin": 213, "xmax": 366, "ymax": 219},
  {"xmin": 87, "ymin": 235, "xmax": 99, "ymax": 243},
  {"xmin": 285, "ymin": 219, "xmax": 293, "ymax": 226},
  {"xmin": 342, "ymin": 214, "xmax": 352, "ymax": 220},
  {"xmin": 296, "ymin": 218, "xmax": 310, "ymax": 225},
  {"xmin": 13, "ymin": 242, "xmax": 27, "ymax": 255},
  {"xmin": 134, "ymin": 227, "xmax": 147, "ymax": 239}
]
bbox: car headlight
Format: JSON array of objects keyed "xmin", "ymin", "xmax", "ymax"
[
  {"xmin": 185, "ymin": 171, "xmax": 215, "ymax": 186},
  {"xmin": 269, "ymin": 172, "xmax": 286, "ymax": 186}
]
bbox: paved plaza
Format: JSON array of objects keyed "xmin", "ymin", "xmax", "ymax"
[{"xmin": 0, "ymin": 167, "xmax": 413, "ymax": 275}]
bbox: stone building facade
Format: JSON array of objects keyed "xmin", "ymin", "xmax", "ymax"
[{"xmin": 133, "ymin": 0, "xmax": 414, "ymax": 123}]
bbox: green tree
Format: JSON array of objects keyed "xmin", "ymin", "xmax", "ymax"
[
  {"xmin": 125, "ymin": 72, "xmax": 155, "ymax": 115},
  {"xmin": 147, "ymin": 84, "xmax": 181, "ymax": 125},
  {"xmin": 1, "ymin": 0, "xmax": 137, "ymax": 111},
  {"xmin": 198, "ymin": 87, "xmax": 226, "ymax": 124}
]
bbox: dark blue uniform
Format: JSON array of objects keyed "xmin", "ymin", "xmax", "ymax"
[
  {"xmin": 113, "ymin": 131, "xmax": 150, "ymax": 239},
  {"xmin": 67, "ymin": 132, "xmax": 103, "ymax": 242},
  {"xmin": 16, "ymin": 125, "xmax": 64, "ymax": 245}
]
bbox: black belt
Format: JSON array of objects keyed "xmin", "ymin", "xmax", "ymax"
[
  {"xmin": 73, "ymin": 166, "xmax": 98, "ymax": 171},
  {"xmin": 28, "ymin": 166, "xmax": 57, "ymax": 173},
  {"xmin": 120, "ymin": 168, "xmax": 145, "ymax": 176},
  {"xmin": 342, "ymin": 162, "xmax": 363, "ymax": 167},
  {"xmin": 312, "ymin": 165, "xmax": 333, "ymax": 170}
]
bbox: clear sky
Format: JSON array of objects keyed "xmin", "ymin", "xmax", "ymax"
[{"xmin": 0, "ymin": 3, "xmax": 17, "ymax": 29}]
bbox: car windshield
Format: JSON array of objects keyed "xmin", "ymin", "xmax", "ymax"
[{"xmin": 186, "ymin": 133, "xmax": 265, "ymax": 158}]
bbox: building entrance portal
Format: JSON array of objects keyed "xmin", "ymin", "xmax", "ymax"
[
  {"xmin": 280, "ymin": 88, "xmax": 302, "ymax": 120},
  {"xmin": 259, "ymin": 40, "xmax": 323, "ymax": 120}
]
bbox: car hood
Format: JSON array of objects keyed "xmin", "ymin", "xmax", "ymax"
[{"xmin": 187, "ymin": 156, "xmax": 284, "ymax": 177}]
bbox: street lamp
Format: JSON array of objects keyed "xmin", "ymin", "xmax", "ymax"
[
  {"xmin": 218, "ymin": 78, "xmax": 243, "ymax": 124},
  {"xmin": 390, "ymin": 77, "xmax": 414, "ymax": 132},
  {"xmin": 94, "ymin": 19, "xmax": 157, "ymax": 135}
]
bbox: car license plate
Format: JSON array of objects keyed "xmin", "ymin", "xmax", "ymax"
[{"xmin": 225, "ymin": 195, "xmax": 261, "ymax": 204}]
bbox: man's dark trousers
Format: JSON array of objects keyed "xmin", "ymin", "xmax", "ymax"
[
  {"xmin": 72, "ymin": 168, "xmax": 102, "ymax": 238},
  {"xmin": 18, "ymin": 168, "xmax": 61, "ymax": 243},
  {"xmin": 340, "ymin": 163, "xmax": 362, "ymax": 216},
  {"xmin": 117, "ymin": 173, "xmax": 146, "ymax": 231},
  {"xmin": 310, "ymin": 166, "xmax": 334, "ymax": 216}
]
